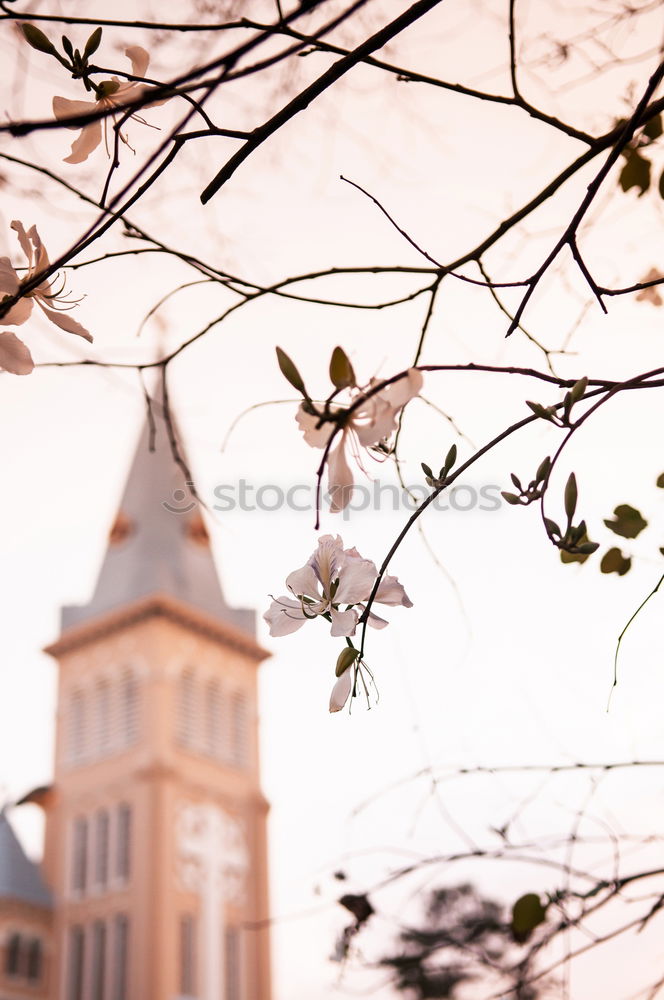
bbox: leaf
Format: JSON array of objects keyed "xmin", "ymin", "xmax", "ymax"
[
  {"xmin": 61, "ymin": 34, "xmax": 74, "ymax": 59},
  {"xmin": 619, "ymin": 149, "xmax": 651, "ymax": 196},
  {"xmin": 21, "ymin": 22, "xmax": 58, "ymax": 56},
  {"xmin": 83, "ymin": 26, "xmax": 103, "ymax": 58},
  {"xmin": 275, "ymin": 346, "xmax": 307, "ymax": 396},
  {"xmin": 329, "ymin": 346, "xmax": 355, "ymax": 390},
  {"xmin": 643, "ymin": 114, "xmax": 663, "ymax": 141},
  {"xmin": 604, "ymin": 504, "xmax": 647, "ymax": 539},
  {"xmin": 544, "ymin": 517, "xmax": 561, "ymax": 539},
  {"xmin": 512, "ymin": 893, "xmax": 546, "ymax": 943},
  {"xmin": 421, "ymin": 462, "xmax": 433, "ymax": 479},
  {"xmin": 564, "ymin": 472, "xmax": 578, "ymax": 521},
  {"xmin": 501, "ymin": 492, "xmax": 521, "ymax": 506},
  {"xmin": 526, "ymin": 400, "xmax": 552, "ymax": 420},
  {"xmin": 601, "ymin": 547, "xmax": 632, "ymax": 576},
  {"xmin": 339, "ymin": 893, "xmax": 374, "ymax": 925},
  {"xmin": 660, "ymin": 168, "xmax": 664, "ymax": 200},
  {"xmin": 560, "ymin": 531, "xmax": 596, "ymax": 564},
  {"xmin": 656, "ymin": 473, "xmax": 664, "ymax": 488}
]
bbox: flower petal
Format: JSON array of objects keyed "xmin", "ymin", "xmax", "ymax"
[
  {"xmin": 353, "ymin": 396, "xmax": 397, "ymax": 445},
  {"xmin": 309, "ymin": 534, "xmax": 345, "ymax": 594},
  {"xmin": 52, "ymin": 96, "xmax": 98, "ymax": 127},
  {"xmin": 0, "ymin": 257, "xmax": 19, "ymax": 297},
  {"xmin": 10, "ymin": 220, "xmax": 33, "ymax": 264},
  {"xmin": 335, "ymin": 551, "xmax": 377, "ymax": 605},
  {"xmin": 327, "ymin": 437, "xmax": 355, "ymax": 513},
  {"xmin": 37, "ymin": 303, "xmax": 92, "ymax": 341},
  {"xmin": 62, "ymin": 119, "xmax": 103, "ymax": 164},
  {"xmin": 329, "ymin": 607, "xmax": 359, "ymax": 637},
  {"xmin": 375, "ymin": 573, "xmax": 413, "ymax": 608},
  {"xmin": 329, "ymin": 669, "xmax": 352, "ymax": 713},
  {"xmin": 379, "ymin": 368, "xmax": 423, "ymax": 410},
  {"xmin": 263, "ymin": 597, "xmax": 307, "ymax": 637},
  {"xmin": 296, "ymin": 404, "xmax": 335, "ymax": 450},
  {"xmin": 126, "ymin": 45, "xmax": 150, "ymax": 78},
  {"xmin": 1, "ymin": 294, "xmax": 33, "ymax": 326},
  {"xmin": 365, "ymin": 608, "xmax": 389, "ymax": 629},
  {"xmin": 286, "ymin": 563, "xmax": 322, "ymax": 602},
  {"xmin": 0, "ymin": 331, "xmax": 34, "ymax": 375}
]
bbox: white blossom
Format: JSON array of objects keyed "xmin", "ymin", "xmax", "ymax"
[
  {"xmin": 264, "ymin": 534, "xmax": 412, "ymax": 638},
  {"xmin": 296, "ymin": 368, "xmax": 423, "ymax": 512}
]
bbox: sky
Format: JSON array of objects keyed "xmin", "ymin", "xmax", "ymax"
[{"xmin": 1, "ymin": 1, "xmax": 664, "ymax": 997}]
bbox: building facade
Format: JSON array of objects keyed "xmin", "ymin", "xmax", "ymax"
[{"xmin": 0, "ymin": 418, "xmax": 271, "ymax": 1000}]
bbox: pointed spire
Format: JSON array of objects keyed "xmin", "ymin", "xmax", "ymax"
[{"xmin": 62, "ymin": 409, "xmax": 255, "ymax": 635}]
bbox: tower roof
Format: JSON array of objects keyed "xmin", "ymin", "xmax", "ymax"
[
  {"xmin": 62, "ymin": 412, "xmax": 255, "ymax": 636},
  {"xmin": 0, "ymin": 810, "xmax": 52, "ymax": 909}
]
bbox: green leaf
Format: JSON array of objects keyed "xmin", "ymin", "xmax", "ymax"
[
  {"xmin": 604, "ymin": 504, "xmax": 647, "ymax": 539},
  {"xmin": 421, "ymin": 463, "xmax": 433, "ymax": 479},
  {"xmin": 83, "ymin": 26, "xmax": 103, "ymax": 58},
  {"xmin": 21, "ymin": 22, "xmax": 58, "ymax": 56},
  {"xmin": 512, "ymin": 893, "xmax": 546, "ymax": 943},
  {"xmin": 275, "ymin": 347, "xmax": 307, "ymax": 396},
  {"xmin": 643, "ymin": 114, "xmax": 662, "ymax": 141},
  {"xmin": 536, "ymin": 455, "xmax": 551, "ymax": 482},
  {"xmin": 600, "ymin": 547, "xmax": 632, "ymax": 576},
  {"xmin": 501, "ymin": 492, "xmax": 521, "ymax": 506},
  {"xmin": 619, "ymin": 149, "xmax": 651, "ymax": 196},
  {"xmin": 329, "ymin": 346, "xmax": 355, "ymax": 390},
  {"xmin": 656, "ymin": 472, "xmax": 664, "ymax": 488},
  {"xmin": 564, "ymin": 472, "xmax": 578, "ymax": 521}
]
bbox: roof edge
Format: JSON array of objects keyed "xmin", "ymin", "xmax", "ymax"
[{"xmin": 45, "ymin": 593, "xmax": 270, "ymax": 662}]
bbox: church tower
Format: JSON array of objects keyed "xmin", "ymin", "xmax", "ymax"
[{"xmin": 40, "ymin": 415, "xmax": 271, "ymax": 1000}]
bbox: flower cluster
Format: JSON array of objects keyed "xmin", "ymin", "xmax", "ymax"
[
  {"xmin": 297, "ymin": 367, "xmax": 423, "ymax": 513},
  {"xmin": 264, "ymin": 534, "xmax": 412, "ymax": 712},
  {"xmin": 0, "ymin": 222, "xmax": 91, "ymax": 375},
  {"xmin": 53, "ymin": 46, "xmax": 166, "ymax": 164}
]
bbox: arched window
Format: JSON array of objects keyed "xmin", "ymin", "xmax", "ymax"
[
  {"xmin": 94, "ymin": 809, "xmax": 110, "ymax": 888},
  {"xmin": 177, "ymin": 670, "xmax": 197, "ymax": 749},
  {"xmin": 68, "ymin": 689, "xmax": 87, "ymax": 764},
  {"xmin": 230, "ymin": 692, "xmax": 248, "ymax": 768},
  {"xmin": 71, "ymin": 816, "xmax": 88, "ymax": 894},
  {"xmin": 95, "ymin": 679, "xmax": 112, "ymax": 757},
  {"xmin": 4, "ymin": 932, "xmax": 21, "ymax": 976},
  {"xmin": 26, "ymin": 938, "xmax": 42, "ymax": 982},
  {"xmin": 120, "ymin": 671, "xmax": 138, "ymax": 748},
  {"xmin": 205, "ymin": 680, "xmax": 222, "ymax": 758},
  {"xmin": 116, "ymin": 803, "xmax": 132, "ymax": 882}
]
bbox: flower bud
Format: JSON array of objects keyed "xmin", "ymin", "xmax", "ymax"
[{"xmin": 335, "ymin": 646, "xmax": 359, "ymax": 677}]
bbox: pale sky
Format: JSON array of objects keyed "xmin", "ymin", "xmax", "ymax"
[{"xmin": 1, "ymin": 2, "xmax": 664, "ymax": 997}]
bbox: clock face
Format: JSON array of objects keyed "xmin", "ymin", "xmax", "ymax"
[{"xmin": 177, "ymin": 802, "xmax": 249, "ymax": 901}]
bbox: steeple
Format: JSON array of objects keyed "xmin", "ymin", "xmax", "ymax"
[{"xmin": 62, "ymin": 412, "xmax": 254, "ymax": 636}]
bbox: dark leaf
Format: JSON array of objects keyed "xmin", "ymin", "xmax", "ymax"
[
  {"xmin": 564, "ymin": 472, "xmax": 578, "ymax": 521},
  {"xmin": 511, "ymin": 893, "xmax": 546, "ymax": 943},
  {"xmin": 600, "ymin": 547, "xmax": 632, "ymax": 576},
  {"xmin": 339, "ymin": 893, "xmax": 374, "ymax": 926},
  {"xmin": 21, "ymin": 22, "xmax": 58, "ymax": 56},
  {"xmin": 83, "ymin": 26, "xmax": 103, "ymax": 58},
  {"xmin": 329, "ymin": 346, "xmax": 355, "ymax": 390},
  {"xmin": 619, "ymin": 149, "xmax": 651, "ymax": 196},
  {"xmin": 275, "ymin": 346, "xmax": 307, "ymax": 396},
  {"xmin": 656, "ymin": 473, "xmax": 664, "ymax": 488},
  {"xmin": 643, "ymin": 114, "xmax": 663, "ymax": 141},
  {"xmin": 604, "ymin": 504, "xmax": 647, "ymax": 539},
  {"xmin": 501, "ymin": 492, "xmax": 521, "ymax": 506}
]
